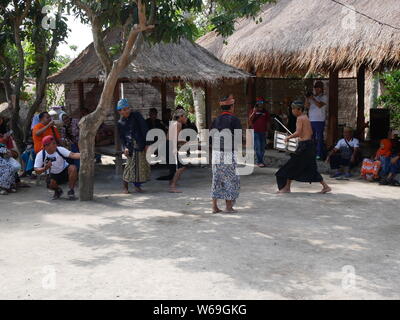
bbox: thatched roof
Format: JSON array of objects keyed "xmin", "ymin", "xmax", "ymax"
[
  {"xmin": 48, "ymin": 29, "xmax": 250, "ymax": 84},
  {"xmin": 197, "ymin": 0, "xmax": 400, "ymax": 76}
]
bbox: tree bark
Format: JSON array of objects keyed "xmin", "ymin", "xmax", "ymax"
[
  {"xmin": 8, "ymin": 0, "xmax": 32, "ymax": 152},
  {"xmin": 78, "ymin": 67, "xmax": 120, "ymax": 201},
  {"xmin": 75, "ymin": 0, "xmax": 153, "ymax": 201},
  {"xmin": 23, "ymin": 5, "xmax": 63, "ymax": 142},
  {"xmin": 192, "ymin": 86, "xmax": 207, "ymax": 142}
]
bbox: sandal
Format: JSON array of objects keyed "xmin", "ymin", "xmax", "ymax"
[{"xmin": 390, "ymin": 180, "xmax": 400, "ymax": 187}]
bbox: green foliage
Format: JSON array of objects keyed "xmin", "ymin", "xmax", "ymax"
[
  {"xmin": 47, "ymin": 83, "xmax": 65, "ymax": 107},
  {"xmin": 70, "ymin": 0, "xmax": 272, "ymax": 45},
  {"xmin": 175, "ymin": 83, "xmax": 195, "ymax": 122},
  {"xmin": 377, "ymin": 70, "xmax": 400, "ymax": 130}
]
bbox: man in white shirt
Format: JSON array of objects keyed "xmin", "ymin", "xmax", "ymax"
[
  {"xmin": 326, "ymin": 127, "xmax": 360, "ymax": 179},
  {"xmin": 34, "ymin": 135, "xmax": 80, "ymax": 200},
  {"xmin": 305, "ymin": 81, "xmax": 328, "ymax": 160}
]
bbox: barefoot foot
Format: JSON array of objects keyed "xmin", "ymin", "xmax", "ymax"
[
  {"xmin": 276, "ymin": 189, "xmax": 291, "ymax": 194},
  {"xmin": 319, "ymin": 186, "xmax": 332, "ymax": 194},
  {"xmin": 134, "ymin": 186, "xmax": 145, "ymax": 193},
  {"xmin": 224, "ymin": 208, "xmax": 238, "ymax": 213}
]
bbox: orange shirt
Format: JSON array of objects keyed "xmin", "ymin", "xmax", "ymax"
[
  {"xmin": 32, "ymin": 123, "xmax": 61, "ymax": 154},
  {"xmin": 376, "ymin": 138, "xmax": 392, "ymax": 158}
]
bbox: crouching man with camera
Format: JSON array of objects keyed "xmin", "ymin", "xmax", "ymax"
[{"xmin": 34, "ymin": 135, "xmax": 80, "ymax": 200}]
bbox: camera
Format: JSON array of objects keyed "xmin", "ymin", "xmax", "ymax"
[
  {"xmin": 305, "ymin": 91, "xmax": 313, "ymax": 98},
  {"xmin": 45, "ymin": 156, "xmax": 56, "ymax": 163}
]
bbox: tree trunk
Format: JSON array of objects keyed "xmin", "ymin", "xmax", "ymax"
[
  {"xmin": 192, "ymin": 86, "xmax": 207, "ymax": 142},
  {"xmin": 78, "ymin": 127, "xmax": 96, "ymax": 200},
  {"xmin": 192, "ymin": 86, "xmax": 206, "ymax": 130},
  {"xmin": 78, "ymin": 67, "xmax": 120, "ymax": 201}
]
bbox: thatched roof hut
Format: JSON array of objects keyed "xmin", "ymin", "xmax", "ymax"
[
  {"xmin": 197, "ymin": 0, "xmax": 400, "ymax": 76},
  {"xmin": 48, "ymin": 29, "xmax": 250, "ymax": 85}
]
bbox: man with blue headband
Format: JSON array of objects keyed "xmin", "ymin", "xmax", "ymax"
[{"xmin": 116, "ymin": 98, "xmax": 151, "ymax": 194}]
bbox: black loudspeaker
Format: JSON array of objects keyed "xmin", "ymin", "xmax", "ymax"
[{"xmin": 370, "ymin": 108, "xmax": 390, "ymax": 140}]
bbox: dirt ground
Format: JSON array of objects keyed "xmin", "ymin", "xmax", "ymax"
[{"xmin": 1, "ymin": 160, "xmax": 400, "ymax": 300}]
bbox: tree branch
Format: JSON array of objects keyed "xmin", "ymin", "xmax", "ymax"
[
  {"xmin": 72, "ymin": 0, "xmax": 113, "ymax": 74},
  {"xmin": 148, "ymin": 0, "xmax": 157, "ymax": 25}
]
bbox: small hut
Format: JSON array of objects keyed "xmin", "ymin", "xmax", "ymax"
[
  {"xmin": 198, "ymin": 0, "xmax": 400, "ymax": 145},
  {"xmin": 48, "ymin": 29, "xmax": 250, "ymax": 168}
]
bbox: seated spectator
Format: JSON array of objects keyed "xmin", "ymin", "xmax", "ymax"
[
  {"xmin": 32, "ymin": 111, "xmax": 61, "ymax": 154},
  {"xmin": 20, "ymin": 138, "xmax": 36, "ymax": 177},
  {"xmin": 146, "ymin": 108, "xmax": 167, "ymax": 132},
  {"xmin": 380, "ymin": 130, "xmax": 400, "ymax": 186},
  {"xmin": 374, "ymin": 137, "xmax": 393, "ymax": 177},
  {"xmin": 162, "ymin": 108, "xmax": 172, "ymax": 128},
  {"xmin": 0, "ymin": 143, "xmax": 18, "ymax": 195},
  {"xmin": 34, "ymin": 136, "xmax": 80, "ymax": 200},
  {"xmin": 326, "ymin": 127, "xmax": 360, "ymax": 178},
  {"xmin": 0, "ymin": 116, "xmax": 18, "ymax": 156},
  {"xmin": 60, "ymin": 112, "xmax": 80, "ymax": 168}
]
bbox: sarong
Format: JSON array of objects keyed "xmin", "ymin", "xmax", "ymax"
[
  {"xmin": 123, "ymin": 150, "xmax": 150, "ymax": 184},
  {"xmin": 211, "ymin": 150, "xmax": 240, "ymax": 200},
  {"xmin": 275, "ymin": 140, "xmax": 323, "ymax": 190},
  {"xmin": 0, "ymin": 157, "xmax": 16, "ymax": 189}
]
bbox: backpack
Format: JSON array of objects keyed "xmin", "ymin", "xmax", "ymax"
[{"xmin": 41, "ymin": 147, "xmax": 69, "ymax": 164}]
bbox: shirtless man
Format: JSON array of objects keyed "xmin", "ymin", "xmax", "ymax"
[
  {"xmin": 275, "ymin": 101, "xmax": 331, "ymax": 194},
  {"xmin": 167, "ymin": 109, "xmax": 188, "ymax": 193}
]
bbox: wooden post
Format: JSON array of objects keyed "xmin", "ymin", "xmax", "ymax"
[
  {"xmin": 161, "ymin": 81, "xmax": 167, "ymax": 122},
  {"xmin": 204, "ymin": 84, "xmax": 212, "ymax": 129},
  {"xmin": 246, "ymin": 77, "xmax": 256, "ymax": 128},
  {"xmin": 327, "ymin": 70, "xmax": 339, "ymax": 148},
  {"xmin": 356, "ymin": 64, "xmax": 366, "ymax": 140},
  {"xmin": 113, "ymin": 81, "xmax": 122, "ymax": 176},
  {"xmin": 78, "ymin": 82, "xmax": 84, "ymax": 114}
]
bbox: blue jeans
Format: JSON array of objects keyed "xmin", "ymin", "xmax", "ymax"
[
  {"xmin": 71, "ymin": 143, "xmax": 80, "ymax": 170},
  {"xmin": 390, "ymin": 158, "xmax": 400, "ymax": 175},
  {"xmin": 379, "ymin": 156, "xmax": 391, "ymax": 176},
  {"xmin": 254, "ymin": 132, "xmax": 266, "ymax": 164},
  {"xmin": 311, "ymin": 121, "xmax": 325, "ymax": 158}
]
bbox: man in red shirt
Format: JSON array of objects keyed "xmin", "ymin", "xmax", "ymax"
[{"xmin": 249, "ymin": 97, "xmax": 270, "ymax": 167}]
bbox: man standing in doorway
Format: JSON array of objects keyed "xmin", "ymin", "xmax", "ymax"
[
  {"xmin": 249, "ymin": 97, "xmax": 270, "ymax": 167},
  {"xmin": 305, "ymin": 81, "xmax": 328, "ymax": 160}
]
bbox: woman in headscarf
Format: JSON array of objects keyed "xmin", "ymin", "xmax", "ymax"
[
  {"xmin": 116, "ymin": 98, "xmax": 151, "ymax": 194},
  {"xmin": 0, "ymin": 116, "xmax": 16, "ymax": 152},
  {"xmin": 375, "ymin": 137, "xmax": 393, "ymax": 177}
]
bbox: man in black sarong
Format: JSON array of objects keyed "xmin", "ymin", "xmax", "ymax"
[{"xmin": 275, "ymin": 101, "xmax": 331, "ymax": 194}]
